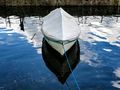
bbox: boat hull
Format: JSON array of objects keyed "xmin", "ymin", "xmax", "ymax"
[
  {"xmin": 41, "ymin": 8, "xmax": 80, "ymax": 55},
  {"xmin": 45, "ymin": 38, "xmax": 76, "ymax": 55}
]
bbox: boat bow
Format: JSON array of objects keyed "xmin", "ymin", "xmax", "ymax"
[{"xmin": 42, "ymin": 8, "xmax": 80, "ymax": 55}]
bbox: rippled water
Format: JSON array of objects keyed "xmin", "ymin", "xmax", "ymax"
[{"xmin": 0, "ymin": 15, "xmax": 120, "ymax": 90}]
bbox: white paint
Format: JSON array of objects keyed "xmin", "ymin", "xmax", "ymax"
[{"xmin": 43, "ymin": 8, "xmax": 80, "ymax": 41}]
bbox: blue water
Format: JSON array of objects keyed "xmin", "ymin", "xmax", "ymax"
[{"xmin": 0, "ymin": 27, "xmax": 120, "ymax": 90}]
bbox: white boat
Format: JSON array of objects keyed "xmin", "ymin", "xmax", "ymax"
[{"xmin": 42, "ymin": 8, "xmax": 80, "ymax": 55}]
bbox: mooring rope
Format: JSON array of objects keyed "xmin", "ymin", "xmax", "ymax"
[
  {"xmin": 66, "ymin": 81, "xmax": 71, "ymax": 90},
  {"xmin": 62, "ymin": 43, "xmax": 80, "ymax": 90}
]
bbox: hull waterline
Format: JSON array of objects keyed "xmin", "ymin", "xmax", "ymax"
[{"xmin": 45, "ymin": 38, "xmax": 76, "ymax": 55}]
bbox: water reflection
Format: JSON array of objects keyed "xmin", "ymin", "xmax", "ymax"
[
  {"xmin": 112, "ymin": 68, "xmax": 120, "ymax": 89},
  {"xmin": 0, "ymin": 6, "xmax": 120, "ymax": 17},
  {"xmin": 20, "ymin": 18, "xmax": 24, "ymax": 31},
  {"xmin": 0, "ymin": 12, "xmax": 120, "ymax": 90},
  {"xmin": 42, "ymin": 38, "xmax": 80, "ymax": 84}
]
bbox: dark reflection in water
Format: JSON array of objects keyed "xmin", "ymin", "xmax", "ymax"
[
  {"xmin": 0, "ymin": 6, "xmax": 120, "ymax": 17},
  {"xmin": 42, "ymin": 38, "xmax": 80, "ymax": 84},
  {"xmin": 20, "ymin": 17, "xmax": 24, "ymax": 31}
]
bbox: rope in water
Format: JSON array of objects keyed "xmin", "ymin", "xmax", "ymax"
[
  {"xmin": 62, "ymin": 43, "xmax": 80, "ymax": 90},
  {"xmin": 66, "ymin": 81, "xmax": 71, "ymax": 90}
]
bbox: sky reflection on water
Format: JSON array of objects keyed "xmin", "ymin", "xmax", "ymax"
[{"xmin": 0, "ymin": 15, "xmax": 120, "ymax": 90}]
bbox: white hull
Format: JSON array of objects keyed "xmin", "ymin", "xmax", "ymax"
[
  {"xmin": 45, "ymin": 38, "xmax": 76, "ymax": 55},
  {"xmin": 41, "ymin": 8, "xmax": 80, "ymax": 55}
]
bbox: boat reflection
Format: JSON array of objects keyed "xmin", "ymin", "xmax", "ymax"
[{"xmin": 42, "ymin": 38, "xmax": 80, "ymax": 84}]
